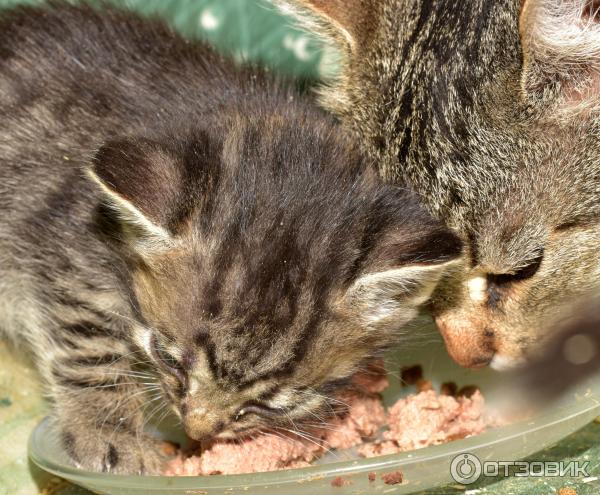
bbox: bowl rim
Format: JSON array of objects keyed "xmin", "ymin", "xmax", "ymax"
[{"xmin": 28, "ymin": 390, "xmax": 600, "ymax": 490}]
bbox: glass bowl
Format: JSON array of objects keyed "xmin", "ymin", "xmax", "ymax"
[{"xmin": 29, "ymin": 321, "xmax": 600, "ymax": 494}]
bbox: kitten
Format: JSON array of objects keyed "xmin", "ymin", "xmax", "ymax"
[
  {"xmin": 276, "ymin": 0, "xmax": 600, "ymax": 369},
  {"xmin": 0, "ymin": 2, "xmax": 461, "ymax": 474}
]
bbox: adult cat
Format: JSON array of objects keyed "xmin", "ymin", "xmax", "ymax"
[{"xmin": 277, "ymin": 0, "xmax": 600, "ymax": 368}]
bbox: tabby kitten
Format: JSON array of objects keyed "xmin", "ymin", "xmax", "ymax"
[
  {"xmin": 0, "ymin": 3, "xmax": 461, "ymax": 474},
  {"xmin": 277, "ymin": 0, "xmax": 600, "ymax": 369}
]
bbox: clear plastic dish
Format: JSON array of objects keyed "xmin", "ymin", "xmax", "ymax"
[{"xmin": 29, "ymin": 321, "xmax": 600, "ymax": 495}]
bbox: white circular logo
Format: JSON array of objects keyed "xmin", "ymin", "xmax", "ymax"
[{"xmin": 450, "ymin": 453, "xmax": 482, "ymax": 485}]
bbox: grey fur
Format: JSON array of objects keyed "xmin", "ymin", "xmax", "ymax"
[
  {"xmin": 276, "ymin": 0, "xmax": 600, "ymax": 368},
  {"xmin": 0, "ymin": 2, "xmax": 461, "ymax": 473}
]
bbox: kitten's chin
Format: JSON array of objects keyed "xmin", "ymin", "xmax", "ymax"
[{"xmin": 214, "ymin": 430, "xmax": 237, "ymax": 440}]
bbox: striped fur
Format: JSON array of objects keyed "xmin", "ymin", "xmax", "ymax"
[
  {"xmin": 277, "ymin": 0, "xmax": 600, "ymax": 369},
  {"xmin": 0, "ymin": 3, "xmax": 461, "ymax": 473}
]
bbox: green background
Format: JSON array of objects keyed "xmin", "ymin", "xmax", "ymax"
[
  {"xmin": 0, "ymin": 0, "xmax": 335, "ymax": 79},
  {"xmin": 0, "ymin": 1, "xmax": 599, "ymax": 494}
]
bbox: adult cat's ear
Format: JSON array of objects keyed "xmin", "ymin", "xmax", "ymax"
[
  {"xmin": 344, "ymin": 228, "xmax": 463, "ymax": 330},
  {"xmin": 274, "ymin": 0, "xmax": 378, "ymax": 51},
  {"xmin": 520, "ymin": 0, "xmax": 600, "ymax": 108},
  {"xmin": 87, "ymin": 137, "xmax": 197, "ymax": 254}
]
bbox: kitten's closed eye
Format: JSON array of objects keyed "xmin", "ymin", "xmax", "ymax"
[
  {"xmin": 151, "ymin": 335, "xmax": 185, "ymax": 381},
  {"xmin": 234, "ymin": 401, "xmax": 288, "ymax": 421}
]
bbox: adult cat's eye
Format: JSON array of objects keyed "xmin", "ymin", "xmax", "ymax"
[
  {"xmin": 234, "ymin": 401, "xmax": 287, "ymax": 421},
  {"xmin": 487, "ymin": 249, "xmax": 544, "ymax": 287}
]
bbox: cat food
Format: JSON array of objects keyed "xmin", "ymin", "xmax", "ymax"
[
  {"xmin": 165, "ymin": 366, "xmax": 497, "ymax": 476},
  {"xmin": 440, "ymin": 381, "xmax": 458, "ymax": 396},
  {"xmin": 415, "ymin": 378, "xmax": 434, "ymax": 392},
  {"xmin": 164, "ymin": 432, "xmax": 322, "ymax": 475},
  {"xmin": 381, "ymin": 470, "xmax": 404, "ymax": 485},
  {"xmin": 164, "ymin": 390, "xmax": 386, "ymax": 475},
  {"xmin": 321, "ymin": 391, "xmax": 387, "ymax": 450},
  {"xmin": 457, "ymin": 385, "xmax": 480, "ymax": 398},
  {"xmin": 330, "ymin": 476, "xmax": 353, "ymax": 487},
  {"xmin": 357, "ymin": 389, "xmax": 488, "ymax": 456},
  {"xmin": 400, "ymin": 364, "xmax": 423, "ymax": 385}
]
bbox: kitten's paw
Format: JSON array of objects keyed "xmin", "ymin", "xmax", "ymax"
[{"xmin": 61, "ymin": 428, "xmax": 165, "ymax": 475}]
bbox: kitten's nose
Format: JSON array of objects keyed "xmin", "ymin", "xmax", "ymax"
[
  {"xmin": 183, "ymin": 407, "xmax": 226, "ymax": 441},
  {"xmin": 435, "ymin": 315, "xmax": 495, "ymax": 368}
]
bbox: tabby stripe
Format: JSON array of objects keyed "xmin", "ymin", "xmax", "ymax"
[
  {"xmin": 343, "ymin": 199, "xmax": 391, "ymax": 286},
  {"xmin": 60, "ymin": 321, "xmax": 111, "ymax": 338},
  {"xmin": 64, "ymin": 353, "xmax": 123, "ymax": 367},
  {"xmin": 194, "ymin": 331, "xmax": 220, "ymax": 379},
  {"xmin": 55, "ymin": 376, "xmax": 125, "ymax": 390},
  {"xmin": 103, "ymin": 443, "xmax": 119, "ymax": 471},
  {"xmin": 61, "ymin": 432, "xmax": 80, "ymax": 463},
  {"xmin": 52, "ymin": 367, "xmax": 126, "ymax": 390},
  {"xmin": 257, "ymin": 384, "xmax": 280, "ymax": 402},
  {"xmin": 54, "ymin": 293, "xmax": 111, "ymax": 321}
]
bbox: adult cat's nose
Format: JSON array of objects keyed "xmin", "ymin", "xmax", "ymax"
[{"xmin": 435, "ymin": 314, "xmax": 495, "ymax": 368}]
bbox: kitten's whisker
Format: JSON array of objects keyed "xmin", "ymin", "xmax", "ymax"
[
  {"xmin": 274, "ymin": 425, "xmax": 338, "ymax": 459},
  {"xmin": 139, "ymin": 398, "xmax": 169, "ymax": 432},
  {"xmin": 63, "ymin": 381, "xmax": 147, "ymax": 392},
  {"xmin": 98, "ymin": 387, "xmax": 159, "ymax": 433},
  {"xmin": 104, "ymin": 391, "xmax": 163, "ymax": 437},
  {"xmin": 300, "ymin": 422, "xmax": 343, "ymax": 432},
  {"xmin": 299, "ymin": 388, "xmax": 351, "ymax": 409}
]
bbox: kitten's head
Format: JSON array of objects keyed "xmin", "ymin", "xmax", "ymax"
[
  {"xmin": 87, "ymin": 111, "xmax": 461, "ymax": 441},
  {"xmin": 275, "ymin": 0, "xmax": 600, "ymax": 369}
]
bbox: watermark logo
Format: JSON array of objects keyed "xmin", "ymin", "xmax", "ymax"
[
  {"xmin": 450, "ymin": 453, "xmax": 590, "ymax": 485},
  {"xmin": 450, "ymin": 453, "xmax": 482, "ymax": 485}
]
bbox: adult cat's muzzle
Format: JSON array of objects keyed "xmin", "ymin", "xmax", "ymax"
[{"xmin": 435, "ymin": 313, "xmax": 496, "ymax": 368}]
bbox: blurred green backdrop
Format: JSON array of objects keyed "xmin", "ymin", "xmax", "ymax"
[{"xmin": 0, "ymin": 0, "xmax": 335, "ymax": 79}]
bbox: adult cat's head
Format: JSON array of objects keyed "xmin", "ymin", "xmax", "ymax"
[
  {"xmin": 87, "ymin": 109, "xmax": 461, "ymax": 441},
  {"xmin": 276, "ymin": 0, "xmax": 600, "ymax": 369}
]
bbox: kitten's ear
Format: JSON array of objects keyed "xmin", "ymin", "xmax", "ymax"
[
  {"xmin": 275, "ymin": 0, "xmax": 378, "ymax": 51},
  {"xmin": 345, "ymin": 260, "xmax": 460, "ymax": 330},
  {"xmin": 344, "ymin": 226, "xmax": 463, "ymax": 330},
  {"xmin": 520, "ymin": 0, "xmax": 600, "ymax": 107},
  {"xmin": 88, "ymin": 138, "xmax": 185, "ymax": 253}
]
